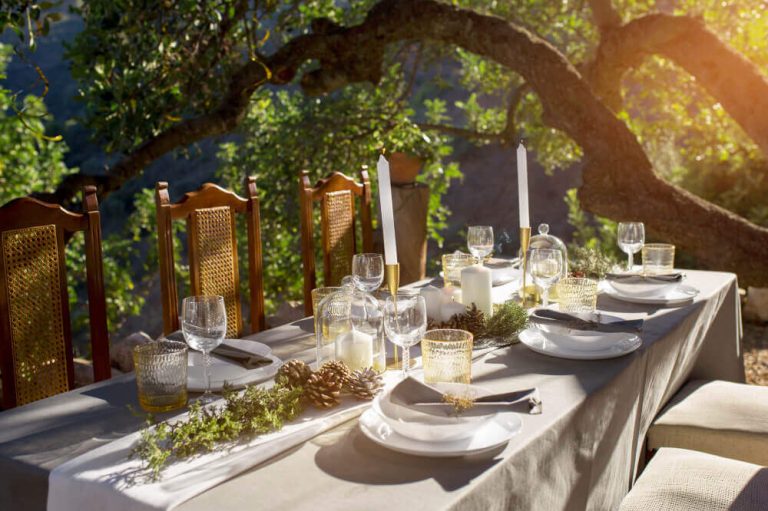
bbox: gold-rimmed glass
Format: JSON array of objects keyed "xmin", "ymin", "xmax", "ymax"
[
  {"xmin": 556, "ymin": 277, "xmax": 598, "ymax": 313},
  {"xmin": 422, "ymin": 329, "xmax": 473, "ymax": 384},
  {"xmin": 442, "ymin": 253, "xmax": 474, "ymax": 287},
  {"xmin": 642, "ymin": 243, "xmax": 675, "ymax": 275}
]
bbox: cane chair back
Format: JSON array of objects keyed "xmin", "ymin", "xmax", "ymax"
[
  {"xmin": 0, "ymin": 187, "xmax": 110, "ymax": 409},
  {"xmin": 299, "ymin": 169, "xmax": 373, "ymax": 315},
  {"xmin": 155, "ymin": 178, "xmax": 265, "ymax": 338}
]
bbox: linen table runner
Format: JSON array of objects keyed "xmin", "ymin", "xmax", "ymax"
[{"xmin": 47, "ymin": 390, "xmax": 386, "ymax": 511}]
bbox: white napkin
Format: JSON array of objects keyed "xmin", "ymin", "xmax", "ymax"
[{"xmin": 47, "ymin": 376, "xmax": 397, "ymax": 511}]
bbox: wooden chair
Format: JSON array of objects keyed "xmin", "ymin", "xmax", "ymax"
[
  {"xmin": 299, "ymin": 169, "xmax": 374, "ymax": 315},
  {"xmin": 155, "ymin": 178, "xmax": 265, "ymax": 338},
  {"xmin": 0, "ymin": 186, "xmax": 110, "ymax": 409}
]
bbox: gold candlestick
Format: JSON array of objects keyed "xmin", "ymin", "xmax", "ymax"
[
  {"xmin": 385, "ymin": 263, "xmax": 401, "ymax": 369},
  {"xmin": 519, "ymin": 227, "xmax": 537, "ymax": 307}
]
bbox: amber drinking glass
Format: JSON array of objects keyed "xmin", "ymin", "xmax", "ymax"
[{"xmin": 134, "ymin": 340, "xmax": 188, "ymax": 413}]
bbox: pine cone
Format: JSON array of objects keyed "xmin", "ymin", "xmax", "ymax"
[
  {"xmin": 319, "ymin": 360, "xmax": 351, "ymax": 387},
  {"xmin": 275, "ymin": 359, "xmax": 312, "ymax": 388},
  {"xmin": 462, "ymin": 303, "xmax": 486, "ymax": 336},
  {"xmin": 304, "ymin": 367, "xmax": 343, "ymax": 408},
  {"xmin": 346, "ymin": 367, "xmax": 384, "ymax": 400}
]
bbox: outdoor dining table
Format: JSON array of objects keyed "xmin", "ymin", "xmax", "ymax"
[{"xmin": 0, "ymin": 269, "xmax": 744, "ymax": 511}]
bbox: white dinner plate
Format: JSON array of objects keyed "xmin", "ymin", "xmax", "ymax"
[
  {"xmin": 187, "ymin": 339, "xmax": 279, "ymax": 392},
  {"xmin": 519, "ymin": 328, "xmax": 641, "ymax": 360},
  {"xmin": 359, "ymin": 407, "xmax": 522, "ymax": 457},
  {"xmin": 602, "ymin": 283, "xmax": 699, "ymax": 306},
  {"xmin": 373, "ymin": 384, "xmax": 499, "ymax": 442}
]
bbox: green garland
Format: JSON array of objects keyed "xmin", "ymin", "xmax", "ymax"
[{"xmin": 133, "ymin": 383, "xmax": 304, "ymax": 480}]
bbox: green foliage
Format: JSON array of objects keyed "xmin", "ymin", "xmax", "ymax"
[
  {"xmin": 484, "ymin": 300, "xmax": 529, "ymax": 344},
  {"xmin": 133, "ymin": 383, "xmax": 304, "ymax": 479},
  {"xmin": 568, "ymin": 246, "xmax": 617, "ymax": 280},
  {"xmin": 217, "ymin": 65, "xmax": 461, "ymax": 311}
]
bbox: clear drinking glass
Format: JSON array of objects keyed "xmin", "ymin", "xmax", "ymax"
[
  {"xmin": 352, "ymin": 253, "xmax": 385, "ymax": 292},
  {"xmin": 529, "ymin": 248, "xmax": 564, "ymax": 307},
  {"xmin": 617, "ymin": 222, "xmax": 645, "ymax": 272},
  {"xmin": 182, "ymin": 295, "xmax": 227, "ymax": 404},
  {"xmin": 422, "ymin": 329, "xmax": 473, "ymax": 384},
  {"xmin": 467, "ymin": 226, "xmax": 494, "ymax": 263},
  {"xmin": 383, "ymin": 293, "xmax": 427, "ymax": 378}
]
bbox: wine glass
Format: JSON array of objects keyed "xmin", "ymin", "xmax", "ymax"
[
  {"xmin": 529, "ymin": 248, "xmax": 563, "ymax": 307},
  {"xmin": 182, "ymin": 295, "xmax": 227, "ymax": 404},
  {"xmin": 617, "ymin": 222, "xmax": 645, "ymax": 272},
  {"xmin": 352, "ymin": 253, "xmax": 384, "ymax": 292},
  {"xmin": 383, "ymin": 294, "xmax": 427, "ymax": 378},
  {"xmin": 467, "ymin": 225, "xmax": 494, "ymax": 264}
]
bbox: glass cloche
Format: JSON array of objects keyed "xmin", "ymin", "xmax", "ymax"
[
  {"xmin": 315, "ymin": 276, "xmax": 385, "ymax": 372},
  {"xmin": 527, "ymin": 223, "xmax": 568, "ymax": 279}
]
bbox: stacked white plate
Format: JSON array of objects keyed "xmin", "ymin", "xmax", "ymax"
[
  {"xmin": 359, "ymin": 382, "xmax": 522, "ymax": 457},
  {"xmin": 187, "ymin": 339, "xmax": 281, "ymax": 392},
  {"xmin": 520, "ymin": 312, "xmax": 642, "ymax": 360},
  {"xmin": 603, "ymin": 275, "xmax": 698, "ymax": 305}
]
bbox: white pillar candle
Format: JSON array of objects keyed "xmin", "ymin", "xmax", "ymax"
[
  {"xmin": 517, "ymin": 142, "xmax": 530, "ymax": 229},
  {"xmin": 377, "ymin": 154, "xmax": 398, "ymax": 265},
  {"xmin": 442, "ymin": 286, "xmax": 462, "ymax": 305},
  {"xmin": 440, "ymin": 301, "xmax": 467, "ymax": 323},
  {"xmin": 461, "ymin": 264, "xmax": 493, "ymax": 317},
  {"xmin": 420, "ymin": 285, "xmax": 443, "ymax": 321},
  {"xmin": 336, "ymin": 330, "xmax": 374, "ymax": 371}
]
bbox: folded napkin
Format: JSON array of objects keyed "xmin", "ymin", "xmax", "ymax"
[
  {"xmin": 531, "ymin": 309, "xmax": 644, "ymax": 334},
  {"xmin": 163, "ymin": 332, "xmax": 271, "ymax": 369},
  {"xmin": 605, "ymin": 272, "xmax": 683, "ymax": 283},
  {"xmin": 211, "ymin": 344, "xmax": 272, "ymax": 370},
  {"xmin": 390, "ymin": 377, "xmax": 541, "ymax": 417}
]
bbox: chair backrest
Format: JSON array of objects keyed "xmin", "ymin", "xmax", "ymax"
[
  {"xmin": 0, "ymin": 186, "xmax": 110, "ymax": 409},
  {"xmin": 155, "ymin": 178, "xmax": 265, "ymax": 338},
  {"xmin": 299, "ymin": 169, "xmax": 374, "ymax": 315}
]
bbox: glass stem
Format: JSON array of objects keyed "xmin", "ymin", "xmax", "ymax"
[
  {"xmin": 203, "ymin": 350, "xmax": 212, "ymax": 396},
  {"xmin": 627, "ymin": 252, "xmax": 633, "ymax": 272},
  {"xmin": 402, "ymin": 346, "xmax": 410, "ymax": 378},
  {"xmin": 542, "ymin": 287, "xmax": 550, "ymax": 308}
]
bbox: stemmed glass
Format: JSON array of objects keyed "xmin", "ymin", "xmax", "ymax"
[
  {"xmin": 351, "ymin": 253, "xmax": 384, "ymax": 292},
  {"xmin": 383, "ymin": 294, "xmax": 427, "ymax": 378},
  {"xmin": 529, "ymin": 248, "xmax": 564, "ymax": 308},
  {"xmin": 181, "ymin": 295, "xmax": 227, "ymax": 404},
  {"xmin": 467, "ymin": 225, "xmax": 494, "ymax": 264},
  {"xmin": 617, "ymin": 222, "xmax": 645, "ymax": 272}
]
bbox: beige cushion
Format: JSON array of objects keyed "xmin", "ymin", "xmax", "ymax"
[
  {"xmin": 648, "ymin": 379, "xmax": 768, "ymax": 466},
  {"xmin": 620, "ymin": 448, "xmax": 768, "ymax": 511}
]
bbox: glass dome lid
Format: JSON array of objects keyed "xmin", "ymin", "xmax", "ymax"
[{"xmin": 528, "ymin": 223, "xmax": 568, "ymax": 276}]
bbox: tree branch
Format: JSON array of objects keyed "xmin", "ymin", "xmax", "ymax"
[
  {"xmin": 587, "ymin": 0, "xmax": 621, "ymax": 33},
  {"xmin": 584, "ymin": 14, "xmax": 768, "ymax": 156}
]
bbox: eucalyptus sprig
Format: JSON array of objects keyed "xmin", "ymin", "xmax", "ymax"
[{"xmin": 132, "ymin": 383, "xmax": 304, "ymax": 480}]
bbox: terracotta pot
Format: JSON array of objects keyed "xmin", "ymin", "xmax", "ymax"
[{"xmin": 389, "ymin": 152, "xmax": 422, "ymax": 185}]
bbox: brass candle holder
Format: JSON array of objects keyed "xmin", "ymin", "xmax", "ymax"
[
  {"xmin": 385, "ymin": 263, "xmax": 401, "ymax": 369},
  {"xmin": 519, "ymin": 227, "xmax": 537, "ymax": 307}
]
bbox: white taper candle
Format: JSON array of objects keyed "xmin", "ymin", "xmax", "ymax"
[
  {"xmin": 377, "ymin": 154, "xmax": 398, "ymax": 265},
  {"xmin": 517, "ymin": 142, "xmax": 530, "ymax": 229}
]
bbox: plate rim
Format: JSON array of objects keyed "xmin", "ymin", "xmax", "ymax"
[
  {"xmin": 187, "ymin": 353, "xmax": 282, "ymax": 391},
  {"xmin": 519, "ymin": 328, "xmax": 641, "ymax": 360},
  {"xmin": 358, "ymin": 407, "xmax": 522, "ymax": 457},
  {"xmin": 603, "ymin": 283, "xmax": 698, "ymax": 305}
]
